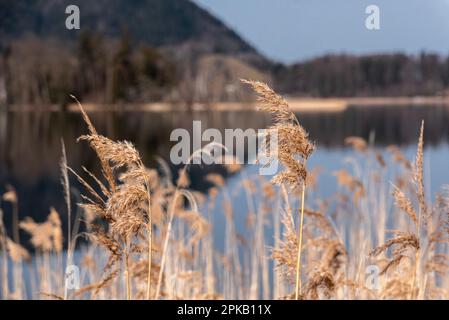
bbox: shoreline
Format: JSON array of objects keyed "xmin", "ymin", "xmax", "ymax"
[{"xmin": 4, "ymin": 96, "xmax": 449, "ymax": 113}]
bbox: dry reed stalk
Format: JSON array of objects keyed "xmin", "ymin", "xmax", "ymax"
[
  {"xmin": 60, "ymin": 140, "xmax": 71, "ymax": 253},
  {"xmin": 60, "ymin": 139, "xmax": 73, "ymax": 300},
  {"xmin": 296, "ymin": 182, "xmax": 306, "ymax": 298},
  {"xmin": 125, "ymin": 240, "xmax": 131, "ymax": 300},
  {"xmin": 154, "ymin": 183, "xmax": 180, "ymax": 299},
  {"xmin": 146, "ymin": 221, "xmax": 152, "ymax": 300},
  {"xmin": 3, "ymin": 220, "xmax": 28, "ymax": 299},
  {"xmin": 272, "ymin": 185, "xmax": 283, "ymax": 299},
  {"xmin": 2, "ymin": 186, "xmax": 19, "ymax": 244},
  {"xmin": 411, "ymin": 121, "xmax": 425, "ymax": 299},
  {"xmin": 369, "ymin": 121, "xmax": 426, "ymax": 299},
  {"xmin": 240, "ymin": 173, "xmax": 260, "ymax": 299},
  {"xmin": 142, "ymin": 167, "xmax": 153, "ymax": 300},
  {"xmin": 208, "ymin": 173, "xmax": 242, "ymax": 298},
  {"xmin": 155, "ymin": 142, "xmax": 225, "ymax": 299},
  {"xmin": 68, "ymin": 96, "xmax": 156, "ymax": 300},
  {"xmin": 243, "ymin": 79, "xmax": 314, "ymax": 299},
  {"xmin": 0, "ymin": 209, "xmax": 9, "ymax": 299}
]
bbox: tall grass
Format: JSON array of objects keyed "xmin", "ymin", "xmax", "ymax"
[{"xmin": 1, "ymin": 82, "xmax": 449, "ymax": 300}]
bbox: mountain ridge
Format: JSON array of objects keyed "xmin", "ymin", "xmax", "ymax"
[{"xmin": 0, "ymin": 0, "xmax": 270, "ymax": 68}]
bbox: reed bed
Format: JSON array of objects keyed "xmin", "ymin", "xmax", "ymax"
[{"xmin": 1, "ymin": 81, "xmax": 449, "ymax": 300}]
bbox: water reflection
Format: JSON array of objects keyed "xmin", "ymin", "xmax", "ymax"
[{"xmin": 1, "ymin": 105, "xmax": 449, "ymax": 234}]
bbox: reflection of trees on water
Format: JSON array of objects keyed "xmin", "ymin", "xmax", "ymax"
[
  {"xmin": 304, "ymin": 105, "xmax": 449, "ymax": 147},
  {"xmin": 0, "ymin": 106, "xmax": 449, "ymax": 230},
  {"xmin": 0, "ymin": 110, "xmax": 6, "ymax": 163}
]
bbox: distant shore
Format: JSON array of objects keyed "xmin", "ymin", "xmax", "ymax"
[{"xmin": 5, "ymin": 96, "xmax": 449, "ymax": 113}]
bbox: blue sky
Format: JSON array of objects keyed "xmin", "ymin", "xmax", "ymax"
[{"xmin": 193, "ymin": 0, "xmax": 449, "ymax": 64}]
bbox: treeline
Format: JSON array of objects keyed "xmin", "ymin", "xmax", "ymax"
[
  {"xmin": 2, "ymin": 38, "xmax": 449, "ymax": 105},
  {"xmin": 1, "ymin": 31, "xmax": 178, "ymax": 105},
  {"xmin": 275, "ymin": 53, "xmax": 449, "ymax": 97}
]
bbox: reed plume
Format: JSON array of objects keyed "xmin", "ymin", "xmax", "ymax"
[
  {"xmin": 68, "ymin": 96, "xmax": 153, "ymax": 300},
  {"xmin": 242, "ymin": 79, "xmax": 314, "ymax": 299}
]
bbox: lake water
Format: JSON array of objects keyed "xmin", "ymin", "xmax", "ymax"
[{"xmin": 1, "ymin": 105, "xmax": 449, "ymax": 242}]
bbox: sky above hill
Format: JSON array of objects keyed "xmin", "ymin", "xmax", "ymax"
[{"xmin": 193, "ymin": 0, "xmax": 449, "ymax": 64}]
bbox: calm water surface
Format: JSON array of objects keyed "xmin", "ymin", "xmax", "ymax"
[{"xmin": 1, "ymin": 105, "xmax": 449, "ymax": 240}]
